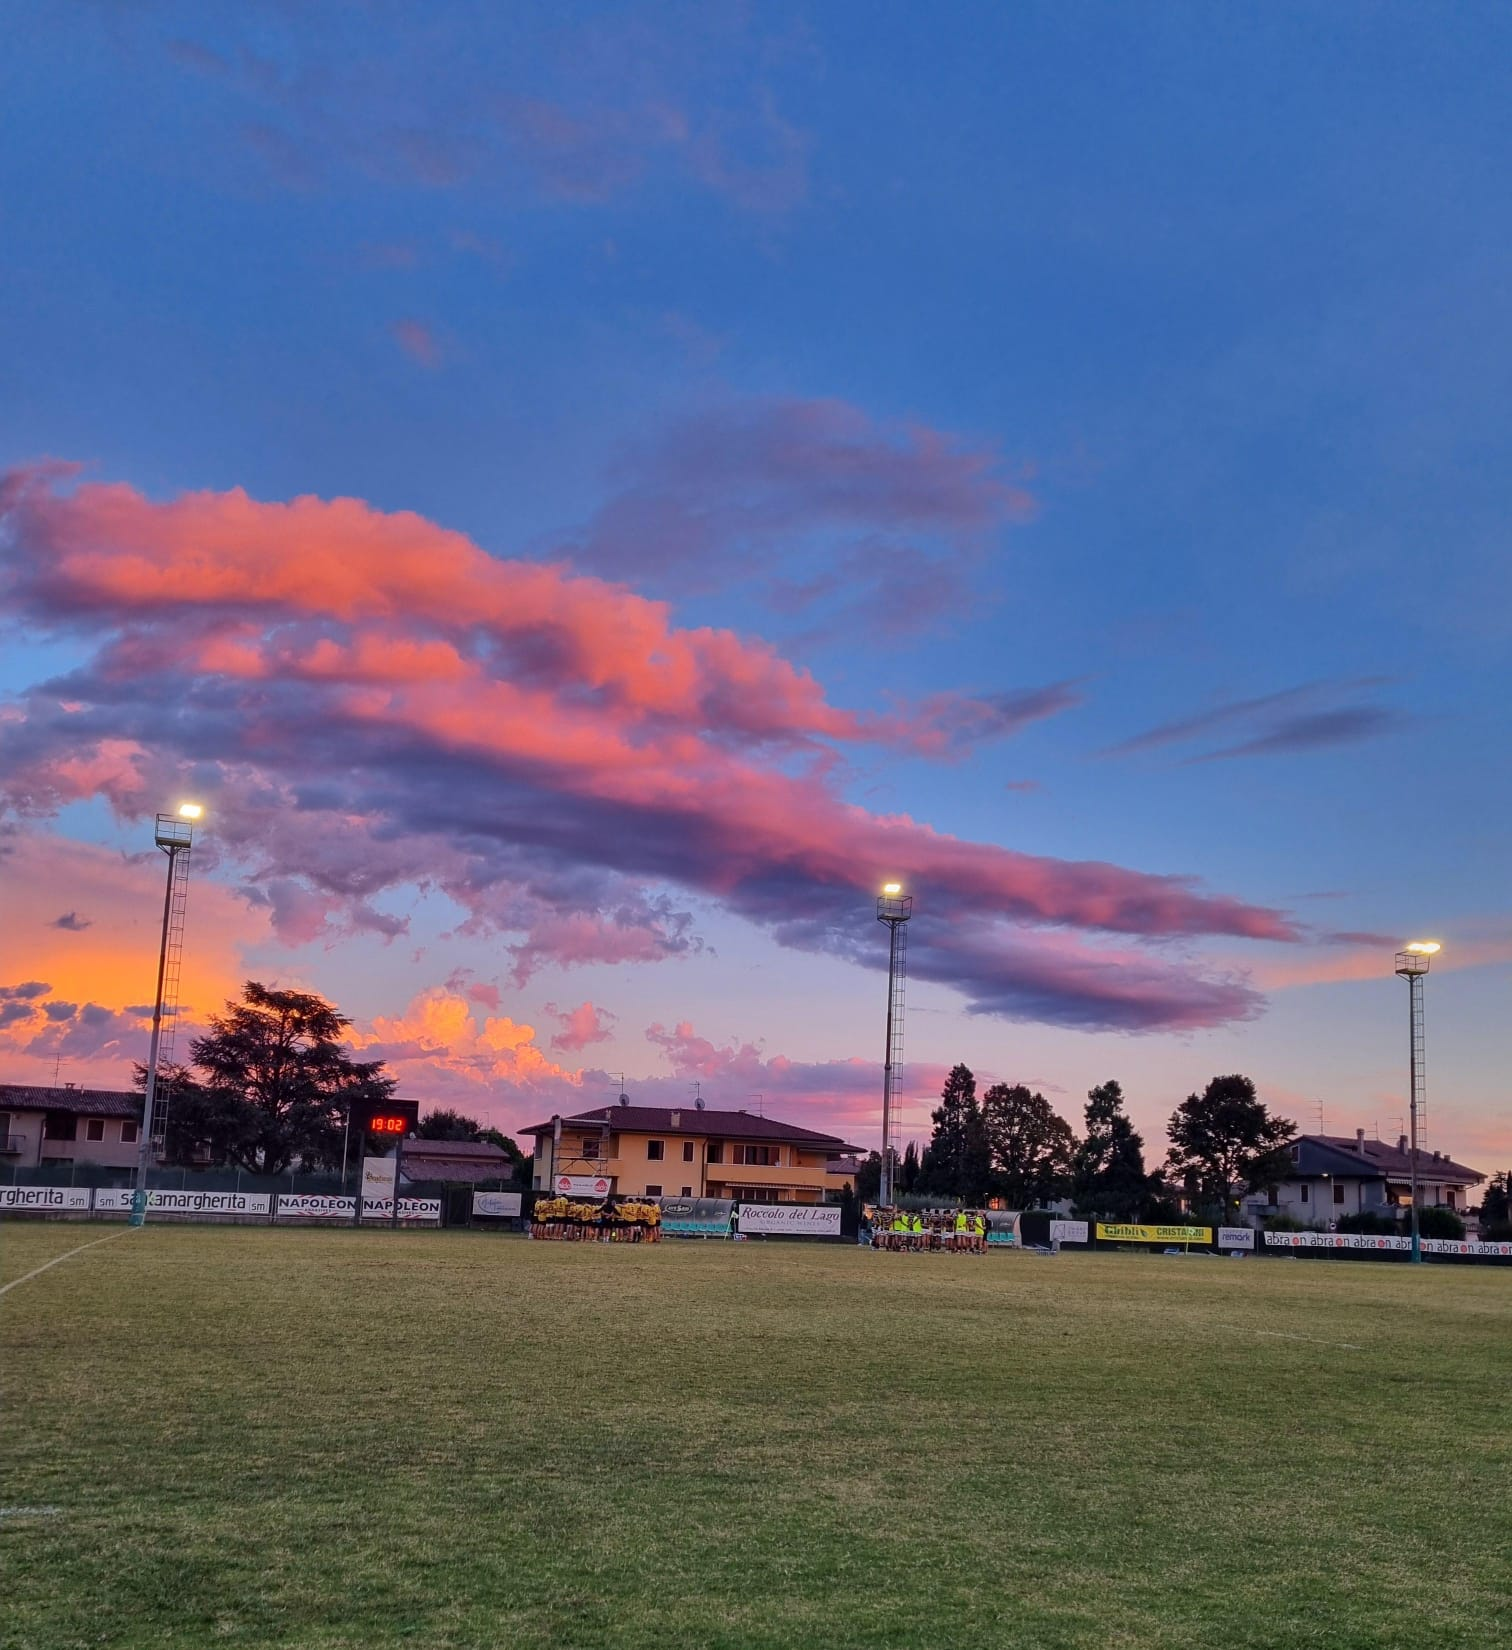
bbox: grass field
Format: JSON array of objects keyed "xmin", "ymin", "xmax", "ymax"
[{"xmin": 3, "ymin": 1226, "xmax": 1510, "ymax": 1650}]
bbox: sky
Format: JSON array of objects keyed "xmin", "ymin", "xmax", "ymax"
[{"xmin": 2, "ymin": 1, "xmax": 1509, "ymax": 1166}]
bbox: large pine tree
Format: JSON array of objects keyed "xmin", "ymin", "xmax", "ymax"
[
  {"xmin": 920, "ymin": 1064, "xmax": 991, "ymax": 1200},
  {"xmin": 1070, "ymin": 1079, "xmax": 1151, "ymax": 1219}
]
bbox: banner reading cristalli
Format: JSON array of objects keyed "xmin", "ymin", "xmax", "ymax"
[{"xmin": 1095, "ymin": 1222, "xmax": 1212, "ymax": 1244}]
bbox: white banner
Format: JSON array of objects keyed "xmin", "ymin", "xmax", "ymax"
[
  {"xmin": 554, "ymin": 1174, "xmax": 612, "ymax": 1198},
  {"xmin": 1218, "ymin": 1226, "xmax": 1256, "ymax": 1250},
  {"xmin": 1049, "ymin": 1220, "xmax": 1089, "ymax": 1245},
  {"xmin": 1264, "ymin": 1231, "xmax": 1409, "ymax": 1252},
  {"xmin": 276, "ymin": 1194, "xmax": 356, "ymax": 1220},
  {"xmin": 1422, "ymin": 1237, "xmax": 1512, "ymax": 1257},
  {"xmin": 738, "ymin": 1204, "xmax": 841, "ymax": 1235},
  {"xmin": 472, "ymin": 1191, "xmax": 522, "ymax": 1217},
  {"xmin": 92, "ymin": 1189, "xmax": 272, "ymax": 1216},
  {"xmin": 360, "ymin": 1197, "xmax": 442, "ymax": 1222},
  {"xmin": 0, "ymin": 1185, "xmax": 92, "ymax": 1211},
  {"xmin": 361, "ymin": 1157, "xmax": 398, "ymax": 1196}
]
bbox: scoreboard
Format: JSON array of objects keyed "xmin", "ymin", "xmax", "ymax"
[{"xmin": 352, "ymin": 1097, "xmax": 419, "ymax": 1138}]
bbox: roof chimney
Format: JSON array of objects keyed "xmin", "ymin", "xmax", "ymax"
[
  {"xmin": 1398, "ymin": 1134, "xmax": 1408, "ymax": 1153},
  {"xmin": 1355, "ymin": 1128, "xmax": 1367, "ymax": 1153},
  {"xmin": 670, "ymin": 1110, "xmax": 681, "ymax": 1129}
]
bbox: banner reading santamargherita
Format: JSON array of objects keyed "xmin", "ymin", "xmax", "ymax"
[{"xmin": 1096, "ymin": 1222, "xmax": 1212, "ymax": 1244}]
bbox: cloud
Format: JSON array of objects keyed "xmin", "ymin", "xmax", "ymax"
[
  {"xmin": 1004, "ymin": 779, "xmax": 1042, "ymax": 794},
  {"xmin": 391, "ymin": 318, "xmax": 442, "ymax": 369},
  {"xmin": 0, "ymin": 980, "xmax": 51, "ymax": 1001},
  {"xmin": 1102, "ymin": 677, "xmax": 1406, "ymax": 763},
  {"xmin": 50, "ymin": 911, "xmax": 93, "ymax": 930},
  {"xmin": 0, "ymin": 465, "xmax": 1298, "ymax": 1032},
  {"xmin": 914, "ymin": 681, "xmax": 1082, "ymax": 754},
  {"xmin": 546, "ymin": 999, "xmax": 617, "ymax": 1052}
]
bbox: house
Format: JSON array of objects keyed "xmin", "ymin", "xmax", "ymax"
[
  {"xmin": 1241, "ymin": 1130, "xmax": 1485, "ymax": 1226},
  {"xmin": 0, "ymin": 1083, "xmax": 144, "ymax": 1170},
  {"xmin": 397, "ymin": 1138, "xmax": 518, "ymax": 1185},
  {"xmin": 525, "ymin": 1103, "xmax": 862, "ymax": 1203}
]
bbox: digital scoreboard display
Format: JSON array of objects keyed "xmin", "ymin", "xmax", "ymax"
[{"xmin": 352, "ymin": 1098, "xmax": 419, "ymax": 1138}]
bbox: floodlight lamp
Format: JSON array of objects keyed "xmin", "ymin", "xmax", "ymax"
[
  {"xmin": 882, "ymin": 882, "xmax": 902, "ymax": 895},
  {"xmin": 178, "ymin": 802, "xmax": 204, "ymax": 820},
  {"xmin": 1404, "ymin": 940, "xmax": 1441, "ymax": 955}
]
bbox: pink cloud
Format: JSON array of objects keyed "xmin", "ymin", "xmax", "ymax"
[
  {"xmin": 546, "ymin": 999, "xmax": 618, "ymax": 1052},
  {"xmin": 0, "ymin": 465, "xmax": 1299, "ymax": 1031},
  {"xmin": 391, "ymin": 318, "xmax": 442, "ymax": 368}
]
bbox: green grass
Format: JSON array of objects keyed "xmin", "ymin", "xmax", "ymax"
[{"xmin": 2, "ymin": 1225, "xmax": 1510, "ymax": 1650}]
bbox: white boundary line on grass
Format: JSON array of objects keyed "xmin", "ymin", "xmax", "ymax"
[{"xmin": 0, "ymin": 1227, "xmax": 133, "ymax": 1299}]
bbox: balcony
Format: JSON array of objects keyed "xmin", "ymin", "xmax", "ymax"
[
  {"xmin": 0, "ymin": 1134, "xmax": 23, "ymax": 1155},
  {"xmin": 704, "ymin": 1159, "xmax": 832, "ymax": 1191}
]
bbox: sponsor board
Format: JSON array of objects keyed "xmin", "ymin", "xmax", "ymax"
[
  {"xmin": 1096, "ymin": 1223, "xmax": 1212, "ymax": 1244},
  {"xmin": 92, "ymin": 1189, "xmax": 273, "ymax": 1216},
  {"xmin": 555, "ymin": 1175, "xmax": 612, "ymax": 1198},
  {"xmin": 738, "ymin": 1203, "xmax": 842, "ymax": 1236},
  {"xmin": 1218, "ymin": 1226, "xmax": 1256, "ymax": 1250},
  {"xmin": 1262, "ymin": 1230, "xmax": 1512, "ymax": 1257},
  {"xmin": 276, "ymin": 1194, "xmax": 355, "ymax": 1220},
  {"xmin": 472, "ymin": 1191, "xmax": 522, "ymax": 1218},
  {"xmin": 0, "ymin": 1185, "xmax": 93, "ymax": 1211},
  {"xmin": 659, "ymin": 1197, "xmax": 734, "ymax": 1236},
  {"xmin": 1049, "ymin": 1220, "xmax": 1089, "ymax": 1245},
  {"xmin": 361, "ymin": 1156, "xmax": 398, "ymax": 1196},
  {"xmin": 361, "ymin": 1197, "xmax": 442, "ymax": 1222},
  {"xmin": 1422, "ymin": 1237, "xmax": 1512, "ymax": 1257}
]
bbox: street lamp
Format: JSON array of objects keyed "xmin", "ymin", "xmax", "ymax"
[
  {"xmin": 877, "ymin": 882, "xmax": 912, "ymax": 1208},
  {"xmin": 130, "ymin": 804, "xmax": 203, "ymax": 1228},
  {"xmin": 1393, "ymin": 939, "xmax": 1441, "ymax": 1264}
]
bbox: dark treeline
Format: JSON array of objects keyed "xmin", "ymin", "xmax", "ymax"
[{"xmin": 859, "ymin": 1065, "xmax": 1298, "ymax": 1221}]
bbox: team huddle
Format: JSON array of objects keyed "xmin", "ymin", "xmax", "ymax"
[{"xmin": 871, "ymin": 1209, "xmax": 988, "ymax": 1253}]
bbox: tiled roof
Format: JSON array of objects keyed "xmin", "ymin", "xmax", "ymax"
[
  {"xmin": 524, "ymin": 1104, "xmax": 857, "ymax": 1153},
  {"xmin": 400, "ymin": 1138, "xmax": 518, "ymax": 1184},
  {"xmin": 1297, "ymin": 1133, "xmax": 1483, "ymax": 1185},
  {"xmin": 0, "ymin": 1083, "xmax": 142, "ymax": 1119}
]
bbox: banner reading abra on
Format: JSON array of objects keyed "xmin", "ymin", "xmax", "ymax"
[{"xmin": 1096, "ymin": 1222, "xmax": 1212, "ymax": 1244}]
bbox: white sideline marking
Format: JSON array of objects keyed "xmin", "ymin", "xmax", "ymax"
[
  {"xmin": 0, "ymin": 1506, "xmax": 61, "ymax": 1519},
  {"xmin": 1219, "ymin": 1324, "xmax": 1364, "ymax": 1351},
  {"xmin": 0, "ymin": 1227, "xmax": 133, "ymax": 1299}
]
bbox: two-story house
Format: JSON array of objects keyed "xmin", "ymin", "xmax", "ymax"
[
  {"xmin": 0, "ymin": 1083, "xmax": 145, "ymax": 1170},
  {"xmin": 526, "ymin": 1103, "xmax": 861, "ymax": 1204},
  {"xmin": 1241, "ymin": 1130, "xmax": 1484, "ymax": 1226}
]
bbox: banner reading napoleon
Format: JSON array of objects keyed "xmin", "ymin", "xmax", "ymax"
[{"xmin": 1095, "ymin": 1222, "xmax": 1212, "ymax": 1244}]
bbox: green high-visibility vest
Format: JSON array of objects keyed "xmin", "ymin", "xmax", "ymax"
[{"xmin": 955, "ymin": 1212, "xmax": 968, "ymax": 1232}]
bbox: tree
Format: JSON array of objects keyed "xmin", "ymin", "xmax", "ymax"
[
  {"xmin": 854, "ymin": 1151, "xmax": 882, "ymax": 1203},
  {"xmin": 1165, "ymin": 1075, "xmax": 1294, "ymax": 1219},
  {"xmin": 417, "ymin": 1107, "xmax": 486, "ymax": 1140},
  {"xmin": 981, "ymin": 1084, "xmax": 1076, "ymax": 1210},
  {"xmin": 919, "ymin": 1063, "xmax": 991, "ymax": 1200},
  {"xmin": 900, "ymin": 1139, "xmax": 920, "ymax": 1194},
  {"xmin": 1478, "ymin": 1171, "xmax": 1511, "ymax": 1239},
  {"xmin": 1070, "ymin": 1079, "xmax": 1151, "ymax": 1220},
  {"xmin": 172, "ymin": 981, "xmax": 396, "ymax": 1174}
]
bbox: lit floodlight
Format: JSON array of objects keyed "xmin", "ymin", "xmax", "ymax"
[
  {"xmin": 178, "ymin": 802, "xmax": 204, "ymax": 820},
  {"xmin": 882, "ymin": 881, "xmax": 902, "ymax": 895},
  {"xmin": 1404, "ymin": 939, "xmax": 1441, "ymax": 955}
]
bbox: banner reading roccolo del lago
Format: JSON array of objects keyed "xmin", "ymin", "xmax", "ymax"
[
  {"xmin": 1096, "ymin": 1222, "xmax": 1212, "ymax": 1244},
  {"xmin": 738, "ymin": 1204, "xmax": 842, "ymax": 1236}
]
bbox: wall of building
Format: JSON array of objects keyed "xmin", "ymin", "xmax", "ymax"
[
  {"xmin": 531, "ymin": 1128, "xmax": 851, "ymax": 1202},
  {"xmin": 5, "ymin": 1110, "xmax": 141, "ymax": 1170}
]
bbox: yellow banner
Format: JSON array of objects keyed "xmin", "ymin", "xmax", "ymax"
[{"xmin": 1095, "ymin": 1222, "xmax": 1212, "ymax": 1244}]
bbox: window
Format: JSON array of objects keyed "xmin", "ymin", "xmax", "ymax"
[
  {"xmin": 682, "ymin": 1141, "xmax": 694, "ymax": 1162},
  {"xmin": 707, "ymin": 1141, "xmax": 724, "ymax": 1164},
  {"xmin": 86, "ymin": 1118, "xmax": 106, "ymax": 1142},
  {"xmin": 645, "ymin": 1184, "xmax": 662, "ymax": 1197},
  {"xmin": 681, "ymin": 1186, "xmax": 692, "ymax": 1197},
  {"xmin": 43, "ymin": 1113, "xmax": 77, "ymax": 1141},
  {"xmin": 738, "ymin": 1144, "xmax": 782, "ymax": 1166},
  {"xmin": 1300, "ymin": 1184, "xmax": 1309, "ymax": 1203},
  {"xmin": 121, "ymin": 1120, "xmax": 139, "ymax": 1144},
  {"xmin": 1446, "ymin": 1189, "xmax": 1456, "ymax": 1210},
  {"xmin": 647, "ymin": 1140, "xmax": 664, "ymax": 1161},
  {"xmin": 1332, "ymin": 1182, "xmax": 1344, "ymax": 1205},
  {"xmin": 581, "ymin": 1139, "xmax": 601, "ymax": 1158}
]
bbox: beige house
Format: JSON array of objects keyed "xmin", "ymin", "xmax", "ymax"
[
  {"xmin": 1241, "ymin": 1130, "xmax": 1485, "ymax": 1226},
  {"xmin": 526, "ymin": 1103, "xmax": 860, "ymax": 1204},
  {"xmin": 0, "ymin": 1083, "xmax": 144, "ymax": 1170}
]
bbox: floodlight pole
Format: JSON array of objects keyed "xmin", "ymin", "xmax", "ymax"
[
  {"xmin": 1394, "ymin": 948, "xmax": 1432, "ymax": 1264},
  {"xmin": 877, "ymin": 888, "xmax": 913, "ymax": 1208},
  {"xmin": 130, "ymin": 812, "xmax": 196, "ymax": 1228}
]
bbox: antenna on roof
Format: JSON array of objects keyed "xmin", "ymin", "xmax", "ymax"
[
  {"xmin": 52, "ymin": 1052, "xmax": 62, "ymax": 1087},
  {"xmin": 1314, "ymin": 1100, "xmax": 1324, "ymax": 1134},
  {"xmin": 751, "ymin": 1092, "xmax": 763, "ymax": 1118},
  {"xmin": 615, "ymin": 1073, "xmax": 629, "ymax": 1107}
]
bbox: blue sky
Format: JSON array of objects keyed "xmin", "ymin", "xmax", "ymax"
[{"xmin": 1, "ymin": 2, "xmax": 1508, "ymax": 1159}]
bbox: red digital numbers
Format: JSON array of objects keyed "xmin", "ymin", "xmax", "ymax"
[{"xmin": 370, "ymin": 1116, "xmax": 407, "ymax": 1134}]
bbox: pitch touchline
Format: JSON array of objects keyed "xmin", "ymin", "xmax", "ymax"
[
  {"xmin": 0, "ymin": 1227, "xmax": 133, "ymax": 1299},
  {"xmin": 1218, "ymin": 1324, "xmax": 1364, "ymax": 1350}
]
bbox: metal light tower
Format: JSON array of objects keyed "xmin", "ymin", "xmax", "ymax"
[
  {"xmin": 1393, "ymin": 939, "xmax": 1440, "ymax": 1265},
  {"xmin": 130, "ymin": 803, "xmax": 202, "ymax": 1228},
  {"xmin": 877, "ymin": 883, "xmax": 912, "ymax": 1208}
]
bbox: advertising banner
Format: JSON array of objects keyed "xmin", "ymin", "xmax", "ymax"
[
  {"xmin": 361, "ymin": 1157, "xmax": 398, "ymax": 1197},
  {"xmin": 1218, "ymin": 1226, "xmax": 1256, "ymax": 1250},
  {"xmin": 1422, "ymin": 1237, "xmax": 1512, "ymax": 1257},
  {"xmin": 738, "ymin": 1203, "xmax": 841, "ymax": 1236},
  {"xmin": 554, "ymin": 1174, "xmax": 612, "ymax": 1198},
  {"xmin": 1049, "ymin": 1220, "xmax": 1089, "ymax": 1245},
  {"xmin": 1262, "ymin": 1231, "xmax": 1408, "ymax": 1251},
  {"xmin": 471, "ymin": 1191, "xmax": 522, "ymax": 1218},
  {"xmin": 0, "ymin": 1185, "xmax": 92, "ymax": 1212},
  {"xmin": 276, "ymin": 1194, "xmax": 355, "ymax": 1220},
  {"xmin": 361, "ymin": 1197, "xmax": 442, "ymax": 1222},
  {"xmin": 93, "ymin": 1189, "xmax": 272, "ymax": 1216},
  {"xmin": 1096, "ymin": 1223, "xmax": 1212, "ymax": 1244}
]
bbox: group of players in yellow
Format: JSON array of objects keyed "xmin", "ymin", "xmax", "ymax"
[{"xmin": 871, "ymin": 1208, "xmax": 989, "ymax": 1253}]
